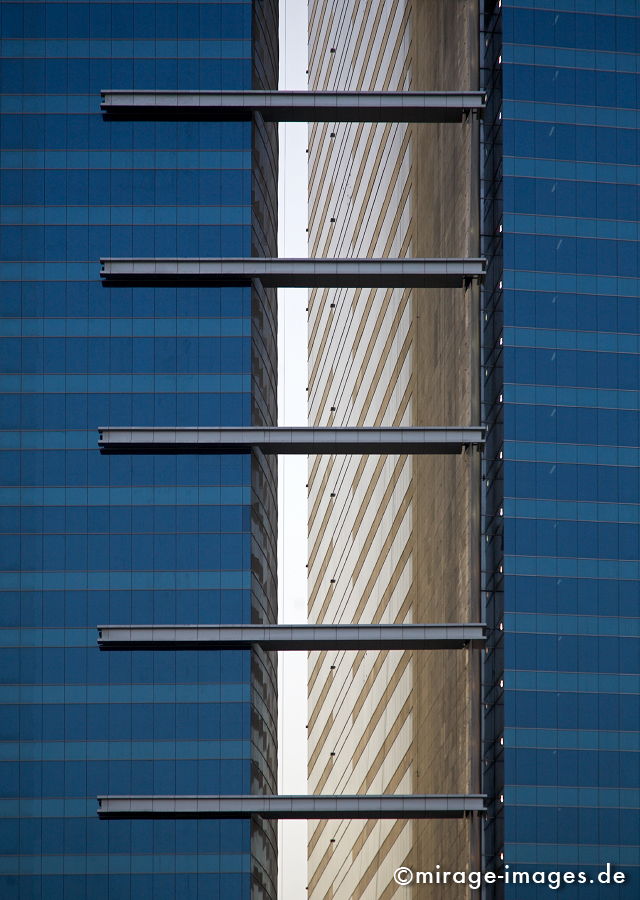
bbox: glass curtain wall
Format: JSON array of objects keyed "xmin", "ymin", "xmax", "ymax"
[
  {"xmin": 0, "ymin": 3, "xmax": 277, "ymax": 898},
  {"xmin": 484, "ymin": 1, "xmax": 640, "ymax": 895}
]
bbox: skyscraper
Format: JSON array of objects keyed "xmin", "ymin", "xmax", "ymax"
[
  {"xmin": 307, "ymin": 1, "xmax": 481, "ymax": 895},
  {"xmin": 3, "ymin": 0, "xmax": 638, "ymax": 896},
  {"xmin": 484, "ymin": 0, "xmax": 640, "ymax": 891},
  {"xmin": 0, "ymin": 2, "xmax": 279, "ymax": 898},
  {"xmin": 308, "ymin": 1, "xmax": 639, "ymax": 897}
]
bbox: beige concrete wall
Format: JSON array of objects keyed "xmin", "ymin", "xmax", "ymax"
[
  {"xmin": 409, "ymin": 1, "xmax": 482, "ymax": 891},
  {"xmin": 307, "ymin": 2, "xmax": 481, "ymax": 897}
]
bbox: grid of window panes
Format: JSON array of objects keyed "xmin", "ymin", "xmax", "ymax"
[
  {"xmin": 498, "ymin": 1, "xmax": 640, "ymax": 894},
  {"xmin": 0, "ymin": 3, "xmax": 257, "ymax": 898}
]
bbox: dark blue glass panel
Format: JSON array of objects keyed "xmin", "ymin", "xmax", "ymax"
[
  {"xmin": 486, "ymin": 1, "xmax": 640, "ymax": 892},
  {"xmin": 0, "ymin": 1, "xmax": 257, "ymax": 896}
]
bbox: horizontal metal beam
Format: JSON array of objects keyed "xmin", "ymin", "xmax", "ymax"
[
  {"xmin": 98, "ymin": 426, "xmax": 486, "ymax": 455},
  {"xmin": 101, "ymin": 90, "xmax": 486, "ymax": 122},
  {"xmin": 97, "ymin": 623, "xmax": 487, "ymax": 651},
  {"xmin": 98, "ymin": 794, "xmax": 486, "ymax": 820},
  {"xmin": 99, "ymin": 257, "xmax": 486, "ymax": 288}
]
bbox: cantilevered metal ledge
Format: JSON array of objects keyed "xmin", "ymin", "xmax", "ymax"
[
  {"xmin": 98, "ymin": 426, "xmax": 486, "ymax": 455},
  {"xmin": 97, "ymin": 623, "xmax": 487, "ymax": 651},
  {"xmin": 101, "ymin": 90, "xmax": 486, "ymax": 122},
  {"xmin": 98, "ymin": 794, "xmax": 486, "ymax": 820},
  {"xmin": 99, "ymin": 257, "xmax": 486, "ymax": 288}
]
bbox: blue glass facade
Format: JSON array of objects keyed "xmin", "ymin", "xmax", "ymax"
[
  {"xmin": 484, "ymin": 0, "xmax": 640, "ymax": 895},
  {"xmin": 0, "ymin": 2, "xmax": 279, "ymax": 898}
]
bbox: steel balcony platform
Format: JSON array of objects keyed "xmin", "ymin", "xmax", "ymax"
[
  {"xmin": 99, "ymin": 257, "xmax": 486, "ymax": 288},
  {"xmin": 101, "ymin": 90, "xmax": 486, "ymax": 122},
  {"xmin": 98, "ymin": 794, "xmax": 486, "ymax": 820},
  {"xmin": 97, "ymin": 623, "xmax": 487, "ymax": 651},
  {"xmin": 98, "ymin": 426, "xmax": 485, "ymax": 455}
]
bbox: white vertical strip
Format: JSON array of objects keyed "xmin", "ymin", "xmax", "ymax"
[{"xmin": 278, "ymin": 2, "xmax": 310, "ymax": 898}]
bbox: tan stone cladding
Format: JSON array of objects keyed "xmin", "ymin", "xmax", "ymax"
[{"xmin": 307, "ymin": 1, "xmax": 481, "ymax": 897}]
